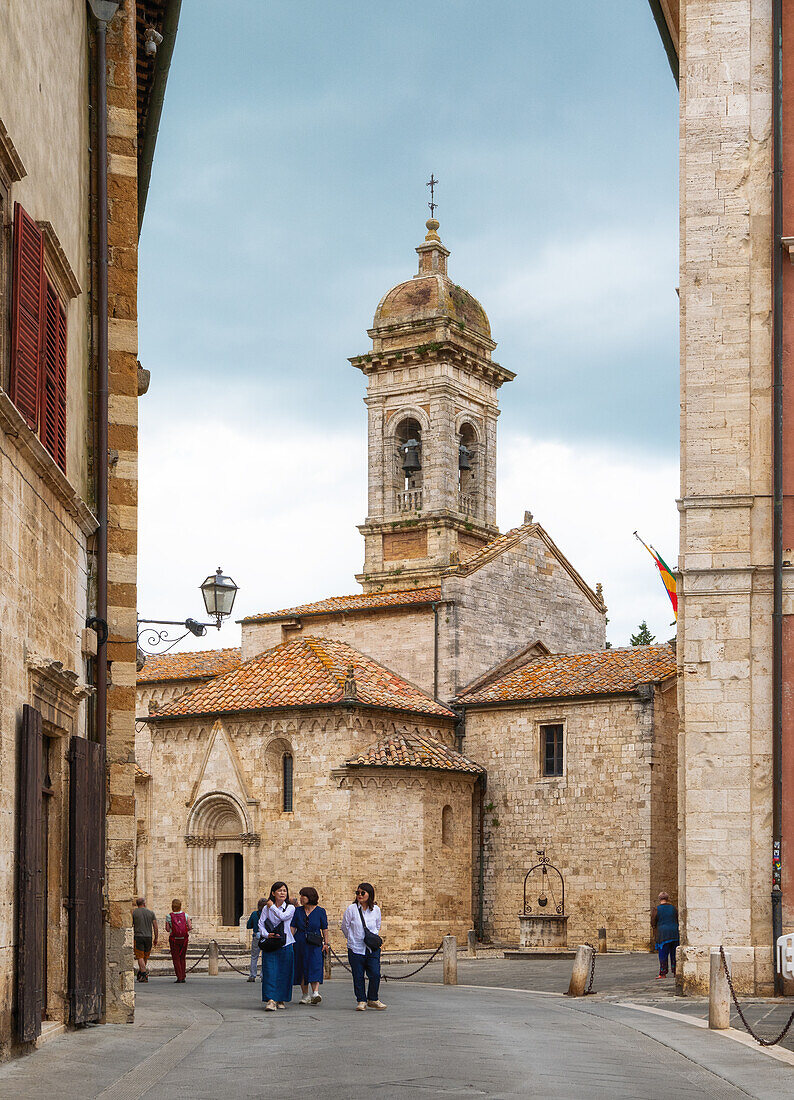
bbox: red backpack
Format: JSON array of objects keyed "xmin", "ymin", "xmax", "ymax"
[{"xmin": 170, "ymin": 911, "xmax": 188, "ymax": 937}]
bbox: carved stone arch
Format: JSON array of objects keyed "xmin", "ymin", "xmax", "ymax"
[
  {"xmin": 187, "ymin": 790, "xmax": 251, "ymax": 837},
  {"xmin": 390, "ymin": 404, "xmax": 430, "ymax": 436},
  {"xmin": 455, "ymin": 411, "xmax": 482, "ymax": 440}
]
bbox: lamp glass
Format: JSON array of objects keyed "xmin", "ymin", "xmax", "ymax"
[{"xmin": 200, "ymin": 568, "xmax": 238, "ymax": 619}]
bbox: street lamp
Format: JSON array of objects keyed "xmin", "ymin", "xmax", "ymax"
[{"xmin": 137, "ymin": 566, "xmax": 239, "ymax": 656}]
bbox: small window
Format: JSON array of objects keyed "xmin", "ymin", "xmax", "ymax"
[
  {"xmin": 541, "ymin": 724, "xmax": 564, "ymax": 777},
  {"xmin": 282, "ymin": 753, "xmax": 293, "ymax": 812},
  {"xmin": 442, "ymin": 804, "xmax": 454, "ymax": 847}
]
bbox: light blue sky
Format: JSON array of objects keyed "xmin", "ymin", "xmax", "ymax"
[{"xmin": 137, "ymin": 1, "xmax": 680, "ymax": 649}]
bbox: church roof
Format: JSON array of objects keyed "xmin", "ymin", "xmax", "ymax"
[
  {"xmin": 151, "ymin": 636, "xmax": 455, "ymax": 720},
  {"xmin": 456, "ymin": 644, "xmax": 677, "ymax": 706},
  {"xmin": 346, "ymin": 732, "xmax": 482, "ymax": 775},
  {"xmin": 137, "ymin": 647, "xmax": 242, "ymax": 684},
  {"xmin": 241, "ymin": 586, "xmax": 442, "ymax": 623}
]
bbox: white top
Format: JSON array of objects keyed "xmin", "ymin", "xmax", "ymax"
[
  {"xmin": 258, "ymin": 902, "xmax": 296, "ymax": 946},
  {"xmin": 341, "ymin": 903, "xmax": 382, "ymax": 955}
]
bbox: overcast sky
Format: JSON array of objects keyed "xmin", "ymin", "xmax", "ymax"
[{"xmin": 137, "ymin": 0, "xmax": 679, "ymax": 655}]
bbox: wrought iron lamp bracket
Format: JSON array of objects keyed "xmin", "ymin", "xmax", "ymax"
[{"xmin": 136, "ymin": 616, "xmax": 220, "ymax": 656}]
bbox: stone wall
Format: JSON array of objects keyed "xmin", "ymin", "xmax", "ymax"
[
  {"xmin": 462, "ymin": 685, "xmax": 677, "ymax": 950},
  {"xmin": 677, "ymin": 0, "xmax": 776, "ymax": 994},
  {"xmin": 136, "ymin": 706, "xmax": 475, "ymax": 949}
]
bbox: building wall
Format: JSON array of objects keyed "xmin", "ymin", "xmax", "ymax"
[
  {"xmin": 0, "ymin": 0, "xmax": 93, "ymax": 1059},
  {"xmin": 677, "ymin": 0, "xmax": 776, "ymax": 994},
  {"xmin": 439, "ymin": 533, "xmax": 606, "ymax": 699},
  {"xmin": 136, "ymin": 707, "xmax": 474, "ymax": 949},
  {"xmin": 462, "ymin": 687, "xmax": 677, "ymax": 950}
]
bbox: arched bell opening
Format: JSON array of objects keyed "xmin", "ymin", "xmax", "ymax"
[
  {"xmin": 458, "ymin": 422, "xmax": 479, "ymax": 516},
  {"xmin": 394, "ymin": 417, "xmax": 424, "ymax": 512}
]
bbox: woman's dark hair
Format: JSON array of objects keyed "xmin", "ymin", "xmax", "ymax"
[
  {"xmin": 269, "ymin": 881, "xmax": 289, "ymax": 905},
  {"xmin": 257, "ymin": 896, "xmax": 267, "ymax": 912},
  {"xmin": 356, "ymin": 882, "xmax": 375, "ymax": 910},
  {"xmin": 299, "ymin": 886, "xmax": 319, "ymax": 906}
]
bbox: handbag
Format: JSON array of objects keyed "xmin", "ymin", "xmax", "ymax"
[
  {"xmin": 259, "ymin": 912, "xmax": 287, "ymax": 953},
  {"xmin": 357, "ymin": 905, "xmax": 383, "ymax": 951},
  {"xmin": 297, "ymin": 907, "xmax": 324, "ymax": 947}
]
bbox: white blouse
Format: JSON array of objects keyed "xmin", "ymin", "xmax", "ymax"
[
  {"xmin": 341, "ymin": 903, "xmax": 382, "ymax": 955},
  {"xmin": 258, "ymin": 902, "xmax": 296, "ymax": 946}
]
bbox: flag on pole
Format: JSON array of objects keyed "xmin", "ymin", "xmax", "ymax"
[{"xmin": 634, "ymin": 532, "xmax": 677, "ymax": 620}]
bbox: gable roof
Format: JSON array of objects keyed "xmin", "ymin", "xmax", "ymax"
[
  {"xmin": 151, "ymin": 635, "xmax": 455, "ymax": 721},
  {"xmin": 446, "ymin": 521, "xmax": 605, "ymax": 612},
  {"xmin": 137, "ymin": 647, "xmax": 241, "ymax": 684},
  {"xmin": 457, "ymin": 644, "xmax": 677, "ymax": 707},
  {"xmin": 346, "ymin": 732, "xmax": 482, "ymax": 775},
  {"xmin": 241, "ymin": 586, "xmax": 442, "ymax": 624}
]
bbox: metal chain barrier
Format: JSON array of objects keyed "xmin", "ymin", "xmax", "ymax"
[
  {"xmin": 215, "ymin": 942, "xmax": 250, "ymax": 975},
  {"xmin": 328, "ymin": 942, "xmax": 444, "ymax": 980},
  {"xmin": 583, "ymin": 942, "xmax": 597, "ymax": 994},
  {"xmin": 185, "ymin": 942, "xmax": 211, "ymax": 974},
  {"xmin": 720, "ymin": 946, "xmax": 794, "ymax": 1047}
]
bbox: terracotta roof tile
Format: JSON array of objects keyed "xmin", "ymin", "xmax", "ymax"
[
  {"xmin": 457, "ymin": 644, "xmax": 676, "ymax": 705},
  {"xmin": 137, "ymin": 647, "xmax": 241, "ymax": 684},
  {"xmin": 152, "ymin": 636, "xmax": 455, "ymax": 720},
  {"xmin": 346, "ymin": 732, "xmax": 482, "ymax": 775},
  {"xmin": 242, "ymin": 587, "xmax": 442, "ymax": 623}
]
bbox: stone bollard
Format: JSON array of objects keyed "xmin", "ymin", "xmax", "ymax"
[
  {"xmin": 208, "ymin": 940, "xmax": 219, "ymax": 977},
  {"xmin": 324, "ymin": 946, "xmax": 332, "ymax": 980},
  {"xmin": 598, "ymin": 928, "xmax": 607, "ymax": 954},
  {"xmin": 467, "ymin": 930, "xmax": 477, "ymax": 958},
  {"xmin": 709, "ymin": 949, "xmax": 731, "ymax": 1030},
  {"xmin": 567, "ymin": 944, "xmax": 594, "ymax": 996},
  {"xmin": 443, "ymin": 934, "xmax": 458, "ymax": 985}
]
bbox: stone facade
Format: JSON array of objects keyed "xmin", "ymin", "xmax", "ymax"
[{"xmin": 461, "ymin": 679, "xmax": 678, "ymax": 949}]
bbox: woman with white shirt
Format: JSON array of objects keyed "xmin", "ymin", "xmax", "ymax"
[
  {"xmin": 258, "ymin": 882, "xmax": 295, "ymax": 1011},
  {"xmin": 340, "ymin": 882, "xmax": 385, "ymax": 1011}
]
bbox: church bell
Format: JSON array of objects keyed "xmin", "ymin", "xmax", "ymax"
[
  {"xmin": 401, "ymin": 439, "xmax": 422, "ymax": 474},
  {"xmin": 459, "ymin": 443, "xmax": 473, "ymax": 471}
]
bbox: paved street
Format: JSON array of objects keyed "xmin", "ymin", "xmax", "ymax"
[{"xmin": 0, "ymin": 964, "xmax": 792, "ymax": 1099}]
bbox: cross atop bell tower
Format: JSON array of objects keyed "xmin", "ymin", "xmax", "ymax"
[{"xmin": 350, "ymin": 219, "xmax": 515, "ymax": 592}]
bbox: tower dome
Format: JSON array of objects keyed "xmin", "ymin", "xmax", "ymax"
[{"xmin": 372, "ymin": 220, "xmax": 491, "ymax": 340}]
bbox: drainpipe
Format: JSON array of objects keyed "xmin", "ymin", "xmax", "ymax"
[
  {"xmin": 477, "ymin": 769, "xmax": 487, "ymax": 943},
  {"xmin": 772, "ymin": 0, "xmax": 784, "ymax": 997}
]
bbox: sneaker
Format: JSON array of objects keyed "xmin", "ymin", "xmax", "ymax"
[
  {"xmin": 247, "ymin": 976, "xmax": 256, "ymax": 983},
  {"xmin": 265, "ymin": 1000, "xmax": 277, "ymax": 1011},
  {"xmin": 656, "ymin": 972, "xmax": 667, "ymax": 979},
  {"xmin": 276, "ymin": 1002, "xmax": 286, "ymax": 1009},
  {"xmin": 310, "ymin": 993, "xmax": 322, "ymax": 1005},
  {"xmin": 367, "ymin": 1000, "xmax": 386, "ymax": 1009},
  {"xmin": 299, "ymin": 994, "xmax": 312, "ymax": 1005},
  {"xmin": 356, "ymin": 1002, "xmax": 367, "ymax": 1011}
]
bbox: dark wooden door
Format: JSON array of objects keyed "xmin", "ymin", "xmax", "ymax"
[
  {"xmin": 220, "ymin": 853, "xmax": 243, "ymax": 926},
  {"xmin": 68, "ymin": 737, "xmax": 104, "ymax": 1024},
  {"xmin": 17, "ymin": 705, "xmax": 43, "ymax": 1042}
]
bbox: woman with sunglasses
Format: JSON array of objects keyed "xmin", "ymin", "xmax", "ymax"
[{"xmin": 340, "ymin": 882, "xmax": 385, "ymax": 1011}]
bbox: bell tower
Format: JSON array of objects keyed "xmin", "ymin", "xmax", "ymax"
[{"xmin": 352, "ymin": 219, "xmax": 515, "ymax": 592}]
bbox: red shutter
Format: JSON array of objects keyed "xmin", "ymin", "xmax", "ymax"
[
  {"xmin": 40, "ymin": 280, "xmax": 68, "ymax": 472},
  {"xmin": 10, "ymin": 204, "xmax": 45, "ymax": 431}
]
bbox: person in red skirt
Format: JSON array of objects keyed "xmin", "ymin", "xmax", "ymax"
[{"xmin": 166, "ymin": 899, "xmax": 192, "ymax": 982}]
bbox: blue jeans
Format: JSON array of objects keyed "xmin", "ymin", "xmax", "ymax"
[
  {"xmin": 657, "ymin": 941, "xmax": 678, "ymax": 975},
  {"xmin": 348, "ymin": 948, "xmax": 380, "ymax": 1002}
]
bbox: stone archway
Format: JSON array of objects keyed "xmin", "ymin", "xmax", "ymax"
[{"xmin": 185, "ymin": 792, "xmax": 252, "ymax": 931}]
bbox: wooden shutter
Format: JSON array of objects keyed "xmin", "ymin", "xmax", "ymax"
[
  {"xmin": 68, "ymin": 737, "xmax": 104, "ymax": 1024},
  {"xmin": 17, "ymin": 705, "xmax": 43, "ymax": 1043},
  {"xmin": 40, "ymin": 280, "xmax": 68, "ymax": 472},
  {"xmin": 10, "ymin": 204, "xmax": 44, "ymax": 431}
]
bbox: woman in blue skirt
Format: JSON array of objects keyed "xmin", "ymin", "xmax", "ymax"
[
  {"xmin": 291, "ymin": 886, "xmax": 329, "ymax": 1005},
  {"xmin": 258, "ymin": 882, "xmax": 295, "ymax": 1011}
]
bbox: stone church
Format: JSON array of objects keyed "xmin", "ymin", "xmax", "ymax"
[{"xmin": 136, "ymin": 220, "xmax": 678, "ymax": 951}]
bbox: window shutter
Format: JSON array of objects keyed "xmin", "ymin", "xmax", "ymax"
[
  {"xmin": 10, "ymin": 204, "xmax": 45, "ymax": 431},
  {"xmin": 40, "ymin": 279, "xmax": 67, "ymax": 472}
]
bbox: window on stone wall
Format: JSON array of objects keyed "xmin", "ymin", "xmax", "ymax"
[
  {"xmin": 541, "ymin": 724, "xmax": 564, "ymax": 777},
  {"xmin": 442, "ymin": 804, "xmax": 454, "ymax": 847},
  {"xmin": 282, "ymin": 753, "xmax": 293, "ymax": 812}
]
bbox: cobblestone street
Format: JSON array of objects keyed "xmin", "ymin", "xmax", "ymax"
[{"xmin": 0, "ymin": 959, "xmax": 792, "ymax": 1099}]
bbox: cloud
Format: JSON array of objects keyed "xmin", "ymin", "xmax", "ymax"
[{"xmin": 138, "ymin": 406, "xmax": 679, "ymax": 657}]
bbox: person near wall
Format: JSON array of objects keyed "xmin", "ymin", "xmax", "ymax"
[
  {"xmin": 165, "ymin": 899, "xmax": 192, "ymax": 983},
  {"xmin": 258, "ymin": 882, "xmax": 295, "ymax": 1011},
  {"xmin": 246, "ymin": 897, "xmax": 267, "ymax": 982},
  {"xmin": 132, "ymin": 897, "xmax": 158, "ymax": 983},
  {"xmin": 341, "ymin": 882, "xmax": 385, "ymax": 1011},
  {"xmin": 292, "ymin": 886, "xmax": 329, "ymax": 1005},
  {"xmin": 651, "ymin": 891, "xmax": 680, "ymax": 979}
]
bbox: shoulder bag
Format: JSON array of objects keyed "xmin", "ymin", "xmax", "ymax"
[
  {"xmin": 298, "ymin": 906, "xmax": 324, "ymax": 948},
  {"xmin": 259, "ymin": 911, "xmax": 287, "ymax": 953},
  {"xmin": 358, "ymin": 905, "xmax": 383, "ymax": 951}
]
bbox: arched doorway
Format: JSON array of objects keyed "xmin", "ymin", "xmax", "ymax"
[{"xmin": 186, "ymin": 791, "xmax": 251, "ymax": 930}]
